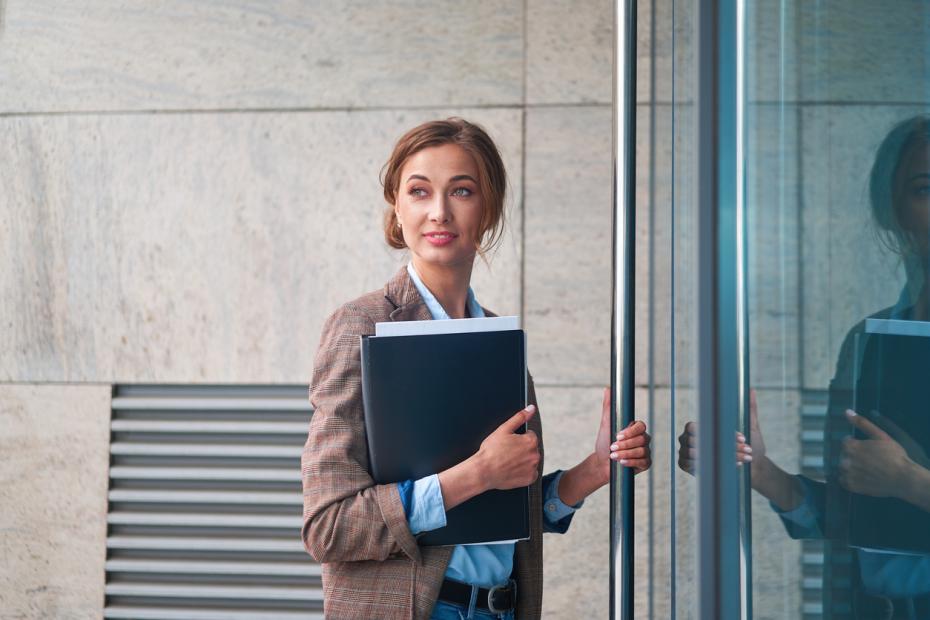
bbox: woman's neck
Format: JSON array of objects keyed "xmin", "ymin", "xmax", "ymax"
[
  {"xmin": 914, "ymin": 277, "xmax": 930, "ymax": 322},
  {"xmin": 411, "ymin": 257, "xmax": 473, "ymax": 319}
]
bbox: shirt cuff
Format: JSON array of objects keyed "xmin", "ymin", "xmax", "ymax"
[
  {"xmin": 542, "ymin": 469, "xmax": 583, "ymax": 524},
  {"xmin": 769, "ymin": 475, "xmax": 821, "ymax": 536},
  {"xmin": 407, "ymin": 473, "xmax": 447, "ymax": 535}
]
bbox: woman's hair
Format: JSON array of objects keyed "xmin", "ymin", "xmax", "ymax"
[
  {"xmin": 381, "ymin": 118, "xmax": 507, "ymax": 256},
  {"xmin": 869, "ymin": 114, "xmax": 930, "ymax": 258}
]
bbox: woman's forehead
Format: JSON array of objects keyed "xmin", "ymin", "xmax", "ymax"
[{"xmin": 401, "ymin": 144, "xmax": 478, "ymax": 178}]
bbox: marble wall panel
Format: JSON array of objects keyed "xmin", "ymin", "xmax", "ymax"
[
  {"xmin": 0, "ymin": 0, "xmax": 523, "ymax": 113},
  {"xmin": 525, "ymin": 0, "xmax": 679, "ymax": 105},
  {"xmin": 525, "ymin": 105, "xmax": 664, "ymax": 387},
  {"xmin": 0, "ymin": 384, "xmax": 111, "ymax": 619},
  {"xmin": 536, "ymin": 386, "xmax": 654, "ymax": 619},
  {"xmin": 799, "ymin": 106, "xmax": 924, "ymax": 389},
  {"xmin": 750, "ymin": 388, "xmax": 803, "ymax": 619},
  {"xmin": 671, "ymin": 385, "xmax": 698, "ymax": 619},
  {"xmin": 0, "ymin": 108, "xmax": 523, "ymax": 383},
  {"xmin": 641, "ymin": 386, "xmax": 675, "ymax": 619},
  {"xmin": 637, "ymin": 102, "xmax": 673, "ymax": 389},
  {"xmin": 524, "ymin": 105, "xmax": 613, "ymax": 386},
  {"xmin": 745, "ymin": 1, "xmax": 801, "ymax": 104},
  {"xmin": 797, "ymin": 1, "xmax": 930, "ymax": 104},
  {"xmin": 746, "ymin": 104, "xmax": 801, "ymax": 389},
  {"xmin": 536, "ymin": 385, "xmax": 609, "ymax": 618}
]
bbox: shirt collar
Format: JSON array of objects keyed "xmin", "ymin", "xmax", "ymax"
[{"xmin": 406, "ymin": 262, "xmax": 485, "ymax": 320}]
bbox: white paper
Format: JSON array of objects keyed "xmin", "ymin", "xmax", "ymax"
[
  {"xmin": 865, "ymin": 318, "xmax": 930, "ymax": 338},
  {"xmin": 375, "ymin": 315, "xmax": 521, "ymax": 337},
  {"xmin": 457, "ymin": 537, "xmax": 528, "ymax": 546}
]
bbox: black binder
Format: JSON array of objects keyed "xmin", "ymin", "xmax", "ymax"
[
  {"xmin": 360, "ymin": 327, "xmax": 529, "ymax": 546},
  {"xmin": 846, "ymin": 322, "xmax": 930, "ymax": 554}
]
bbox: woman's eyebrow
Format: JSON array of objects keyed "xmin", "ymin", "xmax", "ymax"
[
  {"xmin": 450, "ymin": 174, "xmax": 478, "ymax": 183},
  {"xmin": 406, "ymin": 174, "xmax": 430, "ymax": 183},
  {"xmin": 907, "ymin": 172, "xmax": 930, "ymax": 182}
]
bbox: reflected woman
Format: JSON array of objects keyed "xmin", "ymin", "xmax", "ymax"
[
  {"xmin": 302, "ymin": 118, "xmax": 652, "ymax": 620},
  {"xmin": 679, "ymin": 115, "xmax": 930, "ymax": 619}
]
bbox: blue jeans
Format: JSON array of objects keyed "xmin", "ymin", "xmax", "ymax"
[{"xmin": 430, "ymin": 592, "xmax": 516, "ymax": 620}]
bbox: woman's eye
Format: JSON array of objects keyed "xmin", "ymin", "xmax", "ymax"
[
  {"xmin": 451, "ymin": 187, "xmax": 473, "ymax": 197},
  {"xmin": 409, "ymin": 187, "xmax": 428, "ymax": 198}
]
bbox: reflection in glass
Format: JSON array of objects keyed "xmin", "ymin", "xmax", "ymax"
[{"xmin": 746, "ymin": 118, "xmax": 930, "ymax": 619}]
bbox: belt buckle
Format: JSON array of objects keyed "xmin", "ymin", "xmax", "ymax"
[{"xmin": 487, "ymin": 579, "xmax": 516, "ymax": 614}]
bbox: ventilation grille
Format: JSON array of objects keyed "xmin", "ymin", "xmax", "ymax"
[
  {"xmin": 800, "ymin": 390, "xmax": 827, "ymax": 620},
  {"xmin": 104, "ymin": 385, "xmax": 322, "ymax": 620}
]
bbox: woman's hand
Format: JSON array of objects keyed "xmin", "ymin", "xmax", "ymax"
[
  {"xmin": 437, "ymin": 405, "xmax": 540, "ymax": 512},
  {"xmin": 674, "ymin": 390, "xmax": 804, "ymax": 512},
  {"xmin": 677, "ymin": 389, "xmax": 767, "ymax": 476},
  {"xmin": 593, "ymin": 387, "xmax": 652, "ymax": 482},
  {"xmin": 556, "ymin": 387, "xmax": 653, "ymax": 507},
  {"xmin": 473, "ymin": 405, "xmax": 541, "ymax": 491},
  {"xmin": 838, "ymin": 410, "xmax": 917, "ymax": 499}
]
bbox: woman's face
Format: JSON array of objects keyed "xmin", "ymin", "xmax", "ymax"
[
  {"xmin": 895, "ymin": 140, "xmax": 930, "ymax": 258},
  {"xmin": 394, "ymin": 143, "xmax": 484, "ymax": 270}
]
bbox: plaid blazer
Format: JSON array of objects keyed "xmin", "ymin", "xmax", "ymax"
[{"xmin": 302, "ymin": 265, "xmax": 545, "ymax": 619}]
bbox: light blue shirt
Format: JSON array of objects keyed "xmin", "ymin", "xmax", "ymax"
[{"xmin": 402, "ymin": 262, "xmax": 581, "ymax": 588}]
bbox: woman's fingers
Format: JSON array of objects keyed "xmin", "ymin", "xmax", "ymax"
[
  {"xmin": 622, "ymin": 458, "xmax": 651, "ymax": 473},
  {"xmin": 618, "ymin": 420, "xmax": 647, "ymax": 440},
  {"xmin": 610, "ymin": 446, "xmax": 648, "ymax": 460},
  {"xmin": 610, "ymin": 434, "xmax": 648, "ymax": 451}
]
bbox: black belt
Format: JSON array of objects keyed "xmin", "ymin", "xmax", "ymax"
[{"xmin": 438, "ymin": 578, "xmax": 517, "ymax": 614}]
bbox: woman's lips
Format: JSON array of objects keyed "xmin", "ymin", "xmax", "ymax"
[{"xmin": 424, "ymin": 232, "xmax": 458, "ymax": 246}]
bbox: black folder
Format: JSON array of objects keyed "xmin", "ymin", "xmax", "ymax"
[
  {"xmin": 846, "ymin": 322, "xmax": 930, "ymax": 554},
  {"xmin": 360, "ymin": 327, "xmax": 529, "ymax": 546}
]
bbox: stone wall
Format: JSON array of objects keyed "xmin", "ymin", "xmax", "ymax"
[{"xmin": 3, "ymin": 0, "xmax": 927, "ymax": 617}]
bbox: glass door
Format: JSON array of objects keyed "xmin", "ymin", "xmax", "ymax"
[
  {"xmin": 612, "ymin": 1, "xmax": 930, "ymax": 619},
  {"xmin": 743, "ymin": 2, "xmax": 930, "ymax": 619}
]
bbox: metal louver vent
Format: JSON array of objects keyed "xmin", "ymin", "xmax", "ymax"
[
  {"xmin": 104, "ymin": 385, "xmax": 322, "ymax": 620},
  {"xmin": 800, "ymin": 390, "xmax": 828, "ymax": 620}
]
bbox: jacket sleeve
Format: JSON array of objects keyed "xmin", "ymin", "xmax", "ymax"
[{"xmin": 300, "ymin": 304, "xmax": 422, "ymax": 564}]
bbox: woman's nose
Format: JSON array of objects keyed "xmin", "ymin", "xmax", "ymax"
[{"xmin": 429, "ymin": 196, "xmax": 452, "ymax": 223}]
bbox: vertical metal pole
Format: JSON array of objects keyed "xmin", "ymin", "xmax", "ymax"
[
  {"xmin": 735, "ymin": 1, "xmax": 753, "ymax": 618},
  {"xmin": 695, "ymin": 0, "xmax": 742, "ymax": 619},
  {"xmin": 610, "ymin": 0, "xmax": 636, "ymax": 619}
]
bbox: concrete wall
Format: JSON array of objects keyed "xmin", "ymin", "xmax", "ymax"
[
  {"xmin": 0, "ymin": 385, "xmax": 111, "ymax": 619},
  {"xmin": 0, "ymin": 0, "xmax": 640, "ymax": 616}
]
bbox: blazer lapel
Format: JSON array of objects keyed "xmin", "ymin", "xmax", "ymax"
[{"xmin": 384, "ymin": 265, "xmax": 433, "ymax": 323}]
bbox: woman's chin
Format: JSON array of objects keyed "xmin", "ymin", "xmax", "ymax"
[{"xmin": 411, "ymin": 247, "xmax": 477, "ymax": 269}]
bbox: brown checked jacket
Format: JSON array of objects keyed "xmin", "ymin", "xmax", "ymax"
[{"xmin": 302, "ymin": 265, "xmax": 545, "ymax": 619}]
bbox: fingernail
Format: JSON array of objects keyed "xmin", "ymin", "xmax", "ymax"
[
  {"xmin": 845, "ymin": 409, "xmax": 856, "ymax": 417},
  {"xmin": 619, "ymin": 459, "xmax": 628, "ymax": 465},
  {"xmin": 744, "ymin": 446, "xmax": 753, "ymax": 453},
  {"xmin": 526, "ymin": 405, "xmax": 537, "ymax": 414},
  {"xmin": 744, "ymin": 455, "xmax": 753, "ymax": 462},
  {"xmin": 736, "ymin": 432, "xmax": 745, "ymax": 440},
  {"xmin": 610, "ymin": 453, "xmax": 618, "ymax": 460},
  {"xmin": 610, "ymin": 444, "xmax": 618, "ymax": 450},
  {"xmin": 617, "ymin": 432, "xmax": 625, "ymax": 440}
]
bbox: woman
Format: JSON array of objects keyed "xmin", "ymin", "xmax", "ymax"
[
  {"xmin": 678, "ymin": 115, "xmax": 930, "ymax": 618},
  {"xmin": 302, "ymin": 118, "xmax": 652, "ymax": 620}
]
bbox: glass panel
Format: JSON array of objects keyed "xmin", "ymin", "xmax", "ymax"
[
  {"xmin": 629, "ymin": 0, "xmax": 700, "ymax": 617},
  {"xmin": 669, "ymin": 0, "xmax": 699, "ymax": 618},
  {"xmin": 743, "ymin": 2, "xmax": 930, "ymax": 619}
]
